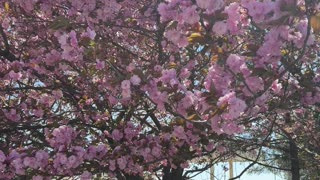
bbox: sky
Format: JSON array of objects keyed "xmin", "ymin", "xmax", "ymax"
[{"xmin": 192, "ymin": 162, "xmax": 286, "ymax": 180}]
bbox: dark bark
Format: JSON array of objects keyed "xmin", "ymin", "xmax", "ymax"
[
  {"xmin": 163, "ymin": 167, "xmax": 184, "ymax": 180},
  {"xmin": 115, "ymin": 171, "xmax": 144, "ymax": 180},
  {"xmin": 125, "ymin": 175, "xmax": 144, "ymax": 180},
  {"xmin": 289, "ymin": 141, "xmax": 300, "ymax": 180}
]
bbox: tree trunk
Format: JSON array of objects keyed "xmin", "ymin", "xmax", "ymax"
[
  {"xmin": 163, "ymin": 166, "xmax": 184, "ymax": 180},
  {"xmin": 116, "ymin": 172, "xmax": 144, "ymax": 180},
  {"xmin": 289, "ymin": 141, "xmax": 300, "ymax": 180},
  {"xmin": 125, "ymin": 174, "xmax": 144, "ymax": 180}
]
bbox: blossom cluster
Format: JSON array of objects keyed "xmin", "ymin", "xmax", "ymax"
[{"xmin": 0, "ymin": 0, "xmax": 319, "ymax": 179}]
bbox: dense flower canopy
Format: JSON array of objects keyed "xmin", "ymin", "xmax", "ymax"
[{"xmin": 0, "ymin": 0, "xmax": 319, "ymax": 179}]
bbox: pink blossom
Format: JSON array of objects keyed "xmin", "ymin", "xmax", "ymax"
[
  {"xmin": 179, "ymin": 68, "xmax": 191, "ymax": 79},
  {"xmin": 122, "ymin": 89, "xmax": 131, "ymax": 99},
  {"xmin": 240, "ymin": 64, "xmax": 251, "ymax": 77},
  {"xmin": 33, "ymin": 109, "xmax": 44, "ymax": 118},
  {"xmin": 72, "ymin": 146, "xmax": 86, "ymax": 159},
  {"xmin": 212, "ymin": 21, "xmax": 227, "ymax": 35},
  {"xmin": 149, "ymin": 91, "xmax": 168, "ymax": 111},
  {"xmin": 4, "ymin": 109, "xmax": 21, "ymax": 122},
  {"xmin": 32, "ymin": 176, "xmax": 43, "ymax": 180},
  {"xmin": 158, "ymin": 3, "xmax": 175, "ymax": 22},
  {"xmin": 224, "ymin": 2, "xmax": 242, "ymax": 34},
  {"xmin": 96, "ymin": 144, "xmax": 107, "ymax": 159},
  {"xmin": 244, "ymin": 1, "xmax": 270, "ymax": 23},
  {"xmin": 45, "ymin": 49, "xmax": 61, "ymax": 65},
  {"xmin": 244, "ymin": 76, "xmax": 264, "ymax": 95},
  {"xmin": 160, "ymin": 69, "xmax": 177, "ymax": 84},
  {"xmin": 165, "ymin": 30, "xmax": 188, "ymax": 48},
  {"xmin": 71, "ymin": 0, "xmax": 85, "ymax": 9},
  {"xmin": 39, "ymin": 95, "xmax": 55, "ymax": 107},
  {"xmin": 85, "ymin": 98, "xmax": 93, "ymax": 105},
  {"xmin": 53, "ymin": 153, "xmax": 68, "ymax": 171},
  {"xmin": 173, "ymin": 126, "xmax": 187, "ymax": 140},
  {"xmin": 161, "ymin": 160, "xmax": 168, "ymax": 166},
  {"xmin": 217, "ymin": 145, "xmax": 227, "ymax": 153},
  {"xmin": 217, "ymin": 91, "xmax": 247, "ymax": 120},
  {"xmin": 2, "ymin": 0, "xmax": 319, "ymax": 178},
  {"xmin": 87, "ymin": 27, "xmax": 96, "ymax": 40},
  {"xmin": 57, "ymin": 33, "xmax": 68, "ymax": 47},
  {"xmin": 126, "ymin": 63, "xmax": 136, "ymax": 72},
  {"xmin": 151, "ymin": 146, "xmax": 162, "ymax": 158},
  {"xmin": 2, "ymin": 18, "xmax": 10, "ymax": 29},
  {"xmin": 121, "ymin": 80, "xmax": 131, "ymax": 90},
  {"xmin": 257, "ymin": 28, "xmax": 283, "ymax": 57},
  {"xmin": 205, "ymin": 142, "xmax": 215, "ymax": 152},
  {"xmin": 23, "ymin": 157, "xmax": 38, "ymax": 169},
  {"xmin": 271, "ymin": 80, "xmax": 282, "ymax": 94},
  {"xmin": 154, "ymin": 65, "xmax": 162, "ymax": 72},
  {"xmin": 80, "ymin": 171, "xmax": 92, "ymax": 180},
  {"xmin": 221, "ymin": 122, "xmax": 242, "ymax": 135},
  {"xmin": 0, "ymin": 150, "xmax": 6, "ymax": 162},
  {"xmin": 197, "ymin": 0, "xmax": 225, "ymax": 14},
  {"xmin": 69, "ymin": 30, "xmax": 78, "ymax": 47},
  {"xmin": 112, "ymin": 129, "xmax": 123, "ymax": 141},
  {"xmin": 109, "ymin": 160, "xmax": 116, "ymax": 171},
  {"xmin": 255, "ymin": 91, "xmax": 271, "ymax": 108},
  {"xmin": 186, "ymin": 122, "xmax": 193, "ymax": 129},
  {"xmin": 124, "ymin": 127, "xmax": 136, "ymax": 141},
  {"xmin": 211, "ymin": 116, "xmax": 224, "ymax": 134},
  {"xmin": 19, "ymin": 0, "xmax": 35, "ymax": 12},
  {"xmin": 117, "ymin": 156, "xmax": 127, "ymax": 170},
  {"xmin": 196, "ymin": 0, "xmax": 212, "ymax": 9},
  {"xmin": 35, "ymin": 150, "xmax": 49, "ymax": 168},
  {"xmin": 130, "ymin": 75, "xmax": 141, "ymax": 85},
  {"xmin": 67, "ymin": 155, "xmax": 79, "ymax": 168},
  {"xmin": 205, "ymin": 64, "xmax": 232, "ymax": 94},
  {"xmin": 180, "ymin": 91, "xmax": 197, "ymax": 109},
  {"xmin": 226, "ymin": 54, "xmax": 245, "ymax": 73},
  {"xmin": 181, "ymin": 5, "xmax": 200, "ymax": 24},
  {"xmin": 217, "ymin": 92, "xmax": 235, "ymax": 106},
  {"xmin": 48, "ymin": 126, "xmax": 77, "ymax": 149},
  {"xmin": 52, "ymin": 90, "xmax": 63, "ymax": 100},
  {"xmin": 141, "ymin": 147, "xmax": 153, "ymax": 162},
  {"xmin": 86, "ymin": 146, "xmax": 97, "ymax": 160},
  {"xmin": 294, "ymin": 19, "xmax": 315, "ymax": 48},
  {"xmin": 12, "ymin": 158, "xmax": 25, "ymax": 175},
  {"xmin": 96, "ymin": 60, "xmax": 105, "ymax": 70},
  {"xmin": 8, "ymin": 70, "xmax": 22, "ymax": 81}
]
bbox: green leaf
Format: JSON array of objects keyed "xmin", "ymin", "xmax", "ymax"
[{"xmin": 49, "ymin": 16, "xmax": 71, "ymax": 30}]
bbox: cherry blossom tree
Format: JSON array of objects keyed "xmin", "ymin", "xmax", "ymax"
[{"xmin": 0, "ymin": 0, "xmax": 319, "ymax": 179}]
